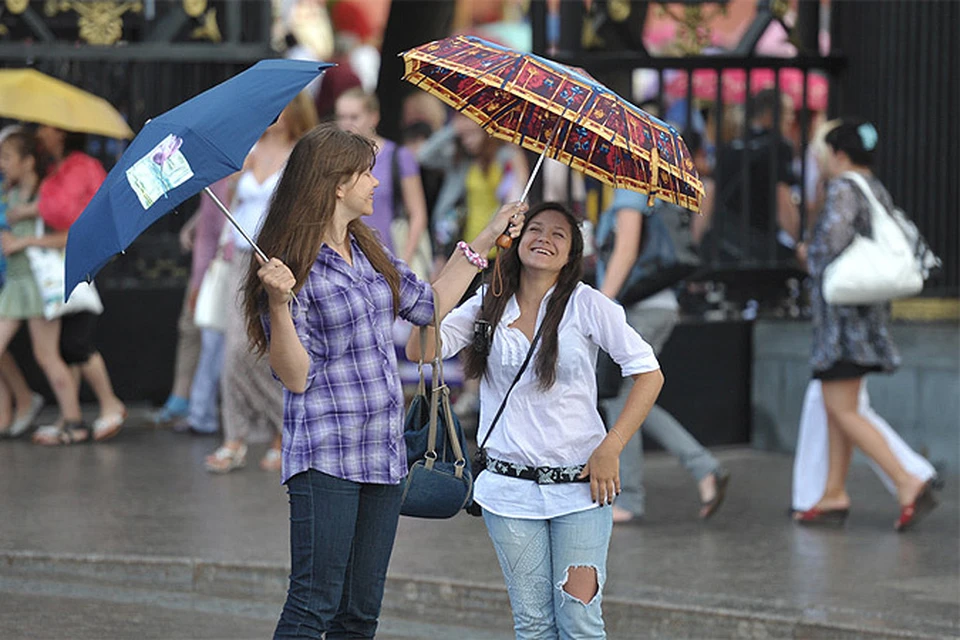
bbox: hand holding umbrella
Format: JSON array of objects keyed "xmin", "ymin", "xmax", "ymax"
[{"xmin": 256, "ymin": 255, "xmax": 297, "ymax": 307}]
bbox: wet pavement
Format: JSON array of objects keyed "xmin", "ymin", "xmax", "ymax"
[{"xmin": 0, "ymin": 407, "xmax": 957, "ymax": 639}]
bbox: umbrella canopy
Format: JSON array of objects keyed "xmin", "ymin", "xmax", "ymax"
[
  {"xmin": 0, "ymin": 68, "xmax": 134, "ymax": 139},
  {"xmin": 64, "ymin": 59, "xmax": 333, "ymax": 295},
  {"xmin": 401, "ymin": 35, "xmax": 704, "ymax": 214}
]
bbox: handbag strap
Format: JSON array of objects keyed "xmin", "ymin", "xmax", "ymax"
[
  {"xmin": 477, "ymin": 318, "xmax": 545, "ymax": 452},
  {"xmin": 841, "ymin": 171, "xmax": 887, "ymax": 225},
  {"xmin": 420, "ymin": 302, "xmax": 468, "ymax": 476}
]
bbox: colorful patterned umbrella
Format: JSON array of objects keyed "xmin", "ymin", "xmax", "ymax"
[{"xmin": 401, "ymin": 35, "xmax": 704, "ymax": 213}]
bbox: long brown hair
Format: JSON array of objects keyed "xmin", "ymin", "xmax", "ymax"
[
  {"xmin": 243, "ymin": 122, "xmax": 402, "ymax": 355},
  {"xmin": 462, "ymin": 202, "xmax": 584, "ymax": 390}
]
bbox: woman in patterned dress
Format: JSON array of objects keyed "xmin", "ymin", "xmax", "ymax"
[{"xmin": 794, "ymin": 118, "xmax": 938, "ymax": 531}]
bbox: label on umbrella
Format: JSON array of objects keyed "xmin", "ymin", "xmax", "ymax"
[{"xmin": 125, "ymin": 134, "xmax": 194, "ymax": 209}]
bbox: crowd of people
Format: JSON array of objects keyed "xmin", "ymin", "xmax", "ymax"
[{"xmin": 0, "ymin": 18, "xmax": 944, "ymax": 637}]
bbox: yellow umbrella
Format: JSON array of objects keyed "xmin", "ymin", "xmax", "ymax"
[{"xmin": 0, "ymin": 68, "xmax": 134, "ymax": 139}]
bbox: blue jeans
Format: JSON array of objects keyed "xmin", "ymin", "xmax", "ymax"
[
  {"xmin": 187, "ymin": 328, "xmax": 225, "ymax": 433},
  {"xmin": 483, "ymin": 507, "xmax": 613, "ymax": 639},
  {"xmin": 274, "ymin": 470, "xmax": 403, "ymax": 639}
]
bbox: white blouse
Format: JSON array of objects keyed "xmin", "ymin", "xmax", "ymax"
[{"xmin": 440, "ymin": 282, "xmax": 660, "ymax": 520}]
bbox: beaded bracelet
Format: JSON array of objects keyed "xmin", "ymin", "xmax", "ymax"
[{"xmin": 456, "ymin": 241, "xmax": 488, "ymax": 270}]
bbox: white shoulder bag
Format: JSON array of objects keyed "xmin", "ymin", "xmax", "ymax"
[
  {"xmin": 24, "ymin": 218, "xmax": 103, "ymax": 319},
  {"xmin": 821, "ymin": 172, "xmax": 923, "ymax": 306},
  {"xmin": 194, "ymin": 225, "xmax": 233, "ymax": 332}
]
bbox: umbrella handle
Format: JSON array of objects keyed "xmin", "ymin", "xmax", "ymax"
[{"xmin": 204, "ymin": 186, "xmax": 269, "ymax": 263}]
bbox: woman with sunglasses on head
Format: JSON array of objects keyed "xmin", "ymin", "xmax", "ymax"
[{"xmin": 408, "ymin": 201, "xmax": 664, "ymax": 639}]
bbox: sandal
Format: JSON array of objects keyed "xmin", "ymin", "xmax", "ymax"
[
  {"xmin": 794, "ymin": 506, "xmax": 850, "ymax": 527},
  {"xmin": 205, "ymin": 443, "xmax": 248, "ymax": 474},
  {"xmin": 32, "ymin": 422, "xmax": 90, "ymax": 446},
  {"xmin": 895, "ymin": 482, "xmax": 938, "ymax": 532},
  {"xmin": 93, "ymin": 409, "xmax": 127, "ymax": 442},
  {"xmin": 260, "ymin": 447, "xmax": 282, "ymax": 472},
  {"xmin": 699, "ymin": 469, "xmax": 731, "ymax": 520}
]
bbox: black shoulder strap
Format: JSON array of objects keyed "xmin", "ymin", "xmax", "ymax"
[{"xmin": 477, "ymin": 320, "xmax": 546, "ymax": 451}]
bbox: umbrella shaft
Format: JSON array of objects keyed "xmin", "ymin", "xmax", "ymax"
[
  {"xmin": 519, "ymin": 144, "xmax": 550, "ymax": 204},
  {"xmin": 203, "ymin": 186, "xmax": 269, "ymax": 263}
]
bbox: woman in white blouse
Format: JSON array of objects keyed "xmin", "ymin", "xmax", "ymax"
[{"xmin": 409, "ymin": 202, "xmax": 663, "ymax": 638}]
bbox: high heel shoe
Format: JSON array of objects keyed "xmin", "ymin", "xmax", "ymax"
[
  {"xmin": 895, "ymin": 482, "xmax": 938, "ymax": 532},
  {"xmin": 794, "ymin": 506, "xmax": 850, "ymax": 527}
]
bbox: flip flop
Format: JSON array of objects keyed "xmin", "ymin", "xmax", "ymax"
[{"xmin": 93, "ymin": 410, "xmax": 127, "ymax": 442}]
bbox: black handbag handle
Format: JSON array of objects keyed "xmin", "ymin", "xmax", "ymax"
[{"xmin": 477, "ymin": 320, "xmax": 546, "ymax": 453}]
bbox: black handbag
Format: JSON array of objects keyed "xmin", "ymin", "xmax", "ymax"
[{"xmin": 399, "ymin": 307, "xmax": 473, "ymax": 519}]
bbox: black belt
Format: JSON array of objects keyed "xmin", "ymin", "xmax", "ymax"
[{"xmin": 485, "ymin": 456, "xmax": 590, "ymax": 485}]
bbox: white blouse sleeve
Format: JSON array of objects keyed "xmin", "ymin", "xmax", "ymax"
[
  {"xmin": 578, "ymin": 285, "xmax": 660, "ymax": 376},
  {"xmin": 438, "ymin": 289, "xmax": 482, "ymax": 360}
]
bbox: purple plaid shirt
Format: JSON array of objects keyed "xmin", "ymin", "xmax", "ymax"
[{"xmin": 263, "ymin": 236, "xmax": 434, "ymax": 485}]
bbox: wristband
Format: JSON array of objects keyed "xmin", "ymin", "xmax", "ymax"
[{"xmin": 456, "ymin": 240, "xmax": 488, "ymax": 270}]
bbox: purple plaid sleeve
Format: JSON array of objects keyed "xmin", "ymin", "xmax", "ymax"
[{"xmin": 276, "ymin": 238, "xmax": 435, "ymax": 485}]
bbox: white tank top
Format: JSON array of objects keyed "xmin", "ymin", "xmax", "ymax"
[{"xmin": 230, "ymin": 169, "xmax": 282, "ymax": 250}]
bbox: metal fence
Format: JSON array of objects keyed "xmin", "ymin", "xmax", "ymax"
[
  {"xmin": 533, "ymin": 0, "xmax": 957, "ymax": 302},
  {"xmin": 831, "ymin": 0, "xmax": 959, "ymax": 297}
]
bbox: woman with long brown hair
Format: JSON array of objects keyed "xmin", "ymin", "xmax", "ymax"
[
  {"xmin": 408, "ymin": 202, "xmax": 664, "ymax": 638},
  {"xmin": 248, "ymin": 122, "xmax": 525, "ymax": 638},
  {"xmin": 204, "ymin": 91, "xmax": 317, "ymax": 473}
]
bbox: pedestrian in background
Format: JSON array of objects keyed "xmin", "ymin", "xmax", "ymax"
[
  {"xmin": 0, "ymin": 128, "xmax": 48, "ymax": 439},
  {"xmin": 410, "ymin": 202, "xmax": 663, "ymax": 639},
  {"xmin": 205, "ymin": 91, "xmax": 317, "ymax": 473},
  {"xmin": 793, "ymin": 118, "xmax": 938, "ymax": 531},
  {"xmin": 247, "ymin": 122, "xmax": 524, "ymax": 639},
  {"xmin": 173, "ymin": 178, "xmax": 229, "ymax": 436},
  {"xmin": 596, "ymin": 188, "xmax": 729, "ymax": 522}
]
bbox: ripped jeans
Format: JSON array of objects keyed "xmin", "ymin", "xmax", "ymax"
[{"xmin": 483, "ymin": 507, "xmax": 613, "ymax": 639}]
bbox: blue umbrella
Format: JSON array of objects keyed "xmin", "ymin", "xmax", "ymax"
[{"xmin": 65, "ymin": 58, "xmax": 333, "ymax": 296}]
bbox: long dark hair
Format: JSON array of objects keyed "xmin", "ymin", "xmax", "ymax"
[
  {"xmin": 243, "ymin": 122, "xmax": 402, "ymax": 355},
  {"xmin": 462, "ymin": 201, "xmax": 584, "ymax": 390}
]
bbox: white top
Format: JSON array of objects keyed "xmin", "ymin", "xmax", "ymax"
[
  {"xmin": 440, "ymin": 282, "xmax": 660, "ymax": 519},
  {"xmin": 230, "ymin": 169, "xmax": 282, "ymax": 250}
]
